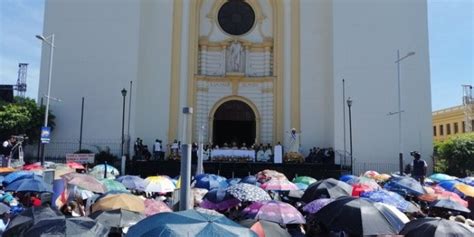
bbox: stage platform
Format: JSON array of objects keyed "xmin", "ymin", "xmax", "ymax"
[{"xmin": 126, "ymin": 160, "xmax": 350, "ymax": 180}]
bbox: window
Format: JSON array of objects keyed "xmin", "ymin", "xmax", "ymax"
[
  {"xmin": 440, "ymin": 125, "xmax": 444, "ymax": 136},
  {"xmin": 433, "ymin": 126, "xmax": 437, "ymax": 136},
  {"xmin": 454, "ymin": 122, "xmax": 458, "ymax": 134},
  {"xmin": 447, "ymin": 124, "xmax": 451, "ymax": 135},
  {"xmin": 462, "ymin": 121, "xmax": 466, "ymax": 133}
]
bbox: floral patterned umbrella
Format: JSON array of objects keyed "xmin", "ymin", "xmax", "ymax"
[
  {"xmin": 144, "ymin": 199, "xmax": 172, "ymax": 216},
  {"xmin": 227, "ymin": 183, "xmax": 271, "ymax": 202},
  {"xmin": 241, "ymin": 200, "xmax": 305, "ymax": 225},
  {"xmin": 200, "ymin": 188, "xmax": 240, "ymax": 211},
  {"xmin": 302, "ymin": 198, "xmax": 334, "ymax": 214},
  {"xmin": 256, "ymin": 170, "xmax": 287, "ymax": 183},
  {"xmin": 261, "ymin": 178, "xmax": 299, "ymax": 191}
]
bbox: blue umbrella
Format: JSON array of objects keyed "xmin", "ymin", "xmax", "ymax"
[
  {"xmin": 429, "ymin": 173, "xmax": 456, "ymax": 183},
  {"xmin": 194, "ymin": 174, "xmax": 228, "ymax": 190},
  {"xmin": 240, "ymin": 175, "xmax": 258, "ymax": 185},
  {"xmin": 438, "ymin": 180, "xmax": 462, "ymax": 193},
  {"xmin": 383, "ymin": 177, "xmax": 426, "ymax": 196},
  {"xmin": 457, "ymin": 177, "xmax": 474, "ymax": 186},
  {"xmin": 5, "ymin": 176, "xmax": 52, "ymax": 193},
  {"xmin": 361, "ymin": 190, "xmax": 419, "ymax": 213},
  {"xmin": 226, "ymin": 178, "xmax": 241, "ymax": 186},
  {"xmin": 127, "ymin": 209, "xmax": 257, "ymax": 237},
  {"xmin": 116, "ymin": 175, "xmax": 147, "ymax": 190},
  {"xmin": 0, "ymin": 202, "xmax": 10, "ymax": 214},
  {"xmin": 340, "ymin": 174, "xmax": 358, "ymax": 184},
  {"xmin": 3, "ymin": 171, "xmax": 36, "ymax": 186}
]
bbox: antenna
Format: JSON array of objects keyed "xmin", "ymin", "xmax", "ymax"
[{"xmin": 14, "ymin": 63, "xmax": 28, "ymax": 97}]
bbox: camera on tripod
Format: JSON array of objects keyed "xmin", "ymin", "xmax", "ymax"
[{"xmin": 12, "ymin": 134, "xmax": 29, "ymax": 142}]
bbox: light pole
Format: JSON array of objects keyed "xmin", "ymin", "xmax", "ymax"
[
  {"xmin": 394, "ymin": 50, "xmax": 415, "ymax": 175},
  {"xmin": 121, "ymin": 88, "xmax": 127, "ymax": 158},
  {"xmin": 36, "ymin": 34, "xmax": 55, "ymax": 166},
  {"xmin": 346, "ymin": 97, "xmax": 353, "ymax": 174}
]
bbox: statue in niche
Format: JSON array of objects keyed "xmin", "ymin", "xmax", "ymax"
[{"xmin": 227, "ymin": 40, "xmax": 242, "ymax": 72}]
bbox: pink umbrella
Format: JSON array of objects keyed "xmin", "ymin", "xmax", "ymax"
[
  {"xmin": 433, "ymin": 185, "xmax": 468, "ymax": 207},
  {"xmin": 61, "ymin": 172, "xmax": 106, "ymax": 193},
  {"xmin": 261, "ymin": 178, "xmax": 299, "ymax": 191},
  {"xmin": 144, "ymin": 199, "xmax": 172, "ymax": 216},
  {"xmin": 242, "ymin": 200, "xmax": 305, "ymax": 225}
]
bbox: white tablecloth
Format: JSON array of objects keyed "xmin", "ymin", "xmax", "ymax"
[{"xmin": 210, "ymin": 149, "xmax": 255, "ymax": 159}]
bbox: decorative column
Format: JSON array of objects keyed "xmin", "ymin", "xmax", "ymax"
[
  {"xmin": 200, "ymin": 45, "xmax": 208, "ymax": 75},
  {"xmin": 264, "ymin": 46, "xmax": 271, "ymax": 76},
  {"xmin": 221, "ymin": 44, "xmax": 227, "ymax": 75}
]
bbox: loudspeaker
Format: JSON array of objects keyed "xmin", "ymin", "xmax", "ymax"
[{"xmin": 0, "ymin": 85, "xmax": 14, "ymax": 102}]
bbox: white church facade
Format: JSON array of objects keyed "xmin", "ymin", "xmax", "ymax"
[{"xmin": 38, "ymin": 0, "xmax": 433, "ymax": 173}]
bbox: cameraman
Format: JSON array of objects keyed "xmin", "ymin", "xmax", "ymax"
[
  {"xmin": 1, "ymin": 136, "xmax": 16, "ymax": 167},
  {"xmin": 409, "ymin": 151, "xmax": 427, "ymax": 184}
]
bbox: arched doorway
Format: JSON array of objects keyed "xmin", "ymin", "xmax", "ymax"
[{"xmin": 213, "ymin": 100, "xmax": 256, "ymax": 146}]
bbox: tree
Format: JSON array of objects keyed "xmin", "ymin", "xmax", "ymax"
[
  {"xmin": 434, "ymin": 133, "xmax": 474, "ymax": 177},
  {"xmin": 0, "ymin": 97, "xmax": 55, "ymax": 143}
]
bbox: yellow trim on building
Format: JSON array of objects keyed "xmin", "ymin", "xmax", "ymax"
[
  {"xmin": 167, "ymin": 0, "xmax": 183, "ymax": 144},
  {"xmin": 291, "ymin": 0, "xmax": 301, "ymax": 132},
  {"xmin": 273, "ymin": 0, "xmax": 284, "ymax": 144},
  {"xmin": 432, "ymin": 105, "xmax": 473, "ymax": 141}
]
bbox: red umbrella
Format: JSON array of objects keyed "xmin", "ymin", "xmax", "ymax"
[
  {"xmin": 22, "ymin": 163, "xmax": 43, "ymax": 171},
  {"xmin": 67, "ymin": 161, "xmax": 85, "ymax": 169},
  {"xmin": 352, "ymin": 183, "xmax": 375, "ymax": 197}
]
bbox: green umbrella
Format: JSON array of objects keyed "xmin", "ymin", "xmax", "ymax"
[
  {"xmin": 292, "ymin": 176, "xmax": 317, "ymax": 185},
  {"xmin": 101, "ymin": 179, "xmax": 128, "ymax": 192},
  {"xmin": 127, "ymin": 209, "xmax": 257, "ymax": 237}
]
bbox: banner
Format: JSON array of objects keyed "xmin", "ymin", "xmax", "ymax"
[
  {"xmin": 41, "ymin": 126, "xmax": 51, "ymax": 144},
  {"xmin": 65, "ymin": 153, "xmax": 95, "ymax": 164}
]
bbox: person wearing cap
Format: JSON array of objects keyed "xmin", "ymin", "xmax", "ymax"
[{"xmin": 409, "ymin": 151, "xmax": 427, "ymax": 184}]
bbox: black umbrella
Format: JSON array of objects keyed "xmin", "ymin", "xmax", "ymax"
[
  {"xmin": 400, "ymin": 217, "xmax": 474, "ymax": 237},
  {"xmin": 3, "ymin": 206, "xmax": 62, "ymax": 237},
  {"xmin": 0, "ymin": 203, "xmax": 10, "ymax": 215},
  {"xmin": 23, "ymin": 216, "xmax": 109, "ymax": 237},
  {"xmin": 431, "ymin": 199, "xmax": 471, "ymax": 213},
  {"xmin": 313, "ymin": 196, "xmax": 406, "ymax": 236},
  {"xmin": 301, "ymin": 178, "xmax": 352, "ymax": 203},
  {"xmin": 240, "ymin": 219, "xmax": 291, "ymax": 237},
  {"xmin": 90, "ymin": 208, "xmax": 145, "ymax": 228}
]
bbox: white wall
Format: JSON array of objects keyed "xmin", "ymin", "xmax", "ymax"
[
  {"xmin": 134, "ymin": 0, "xmax": 174, "ymax": 150},
  {"xmin": 331, "ymin": 0, "xmax": 432, "ymax": 172},
  {"xmin": 299, "ymin": 0, "xmax": 334, "ymax": 153},
  {"xmin": 39, "ymin": 0, "xmax": 141, "ymax": 148}
]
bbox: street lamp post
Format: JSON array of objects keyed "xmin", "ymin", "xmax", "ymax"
[
  {"xmin": 121, "ymin": 88, "xmax": 127, "ymax": 159},
  {"xmin": 347, "ymin": 97, "xmax": 353, "ymax": 174},
  {"xmin": 36, "ymin": 34, "xmax": 55, "ymax": 166},
  {"xmin": 394, "ymin": 50, "xmax": 415, "ymax": 175}
]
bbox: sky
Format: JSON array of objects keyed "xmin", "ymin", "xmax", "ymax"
[{"xmin": 0, "ymin": 0, "xmax": 473, "ymax": 111}]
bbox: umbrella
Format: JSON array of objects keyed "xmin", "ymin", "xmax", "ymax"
[
  {"xmin": 430, "ymin": 199, "xmax": 471, "ymax": 213},
  {"xmin": 457, "ymin": 177, "xmax": 474, "ymax": 186},
  {"xmin": 67, "ymin": 161, "xmax": 85, "ymax": 169},
  {"xmin": 430, "ymin": 173, "xmax": 456, "ymax": 182},
  {"xmin": 0, "ymin": 202, "xmax": 10, "ymax": 214},
  {"xmin": 351, "ymin": 183, "xmax": 376, "ymax": 197},
  {"xmin": 92, "ymin": 193, "xmax": 145, "ymax": 213},
  {"xmin": 455, "ymin": 183, "xmax": 474, "ymax": 197},
  {"xmin": 200, "ymin": 188, "xmax": 240, "ymax": 211},
  {"xmin": 314, "ymin": 196, "xmax": 406, "ymax": 236},
  {"xmin": 116, "ymin": 175, "xmax": 147, "ymax": 190},
  {"xmin": 430, "ymin": 185, "xmax": 468, "ymax": 207},
  {"xmin": 240, "ymin": 219, "xmax": 291, "ymax": 237},
  {"xmin": 400, "ymin": 218, "xmax": 474, "ymax": 237},
  {"xmin": 240, "ymin": 175, "xmax": 258, "ymax": 185},
  {"xmin": 91, "ymin": 164, "xmax": 120, "ymax": 176},
  {"xmin": 294, "ymin": 182, "xmax": 308, "ymax": 190},
  {"xmin": 302, "ymin": 198, "xmax": 334, "ymax": 214},
  {"xmin": 227, "ymin": 178, "xmax": 241, "ymax": 186},
  {"xmin": 241, "ymin": 200, "xmax": 306, "ymax": 225},
  {"xmin": 62, "ymin": 172, "xmax": 106, "ymax": 193},
  {"xmin": 5, "ymin": 176, "xmax": 52, "ymax": 193},
  {"xmin": 353, "ymin": 176, "xmax": 381, "ymax": 189},
  {"xmin": 126, "ymin": 209, "xmax": 257, "ymax": 237},
  {"xmin": 194, "ymin": 174, "xmax": 228, "ymax": 190},
  {"xmin": 2, "ymin": 206, "xmax": 62, "ymax": 237},
  {"xmin": 143, "ymin": 175, "xmax": 176, "ymax": 193},
  {"xmin": 438, "ymin": 180, "xmax": 461, "ymax": 193},
  {"xmin": 101, "ymin": 179, "xmax": 128, "ymax": 192},
  {"xmin": 22, "ymin": 163, "xmax": 43, "ymax": 171},
  {"xmin": 227, "ymin": 183, "xmax": 271, "ymax": 202},
  {"xmin": 361, "ymin": 189, "xmax": 420, "ymax": 213},
  {"xmin": 261, "ymin": 178, "xmax": 299, "ymax": 191},
  {"xmin": 90, "ymin": 209, "xmax": 145, "ymax": 228},
  {"xmin": 256, "ymin": 170, "xmax": 287, "ymax": 183},
  {"xmin": 373, "ymin": 202, "xmax": 410, "ymax": 232},
  {"xmin": 301, "ymin": 178, "xmax": 352, "ymax": 203},
  {"xmin": 363, "ymin": 170, "xmax": 380, "ymax": 179},
  {"xmin": 374, "ymin": 173, "xmax": 391, "ymax": 182},
  {"xmin": 383, "ymin": 176, "xmax": 426, "ymax": 196},
  {"xmin": 339, "ymin": 174, "xmax": 358, "ymax": 183},
  {"xmin": 0, "ymin": 167, "xmax": 16, "ymax": 173},
  {"xmin": 53, "ymin": 164, "xmax": 75, "ymax": 179},
  {"xmin": 192, "ymin": 188, "xmax": 208, "ymax": 205},
  {"xmin": 3, "ymin": 171, "xmax": 36, "ymax": 185},
  {"xmin": 144, "ymin": 199, "xmax": 172, "ymax": 216},
  {"xmin": 292, "ymin": 176, "xmax": 317, "ymax": 185},
  {"xmin": 23, "ymin": 216, "xmax": 109, "ymax": 237}
]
